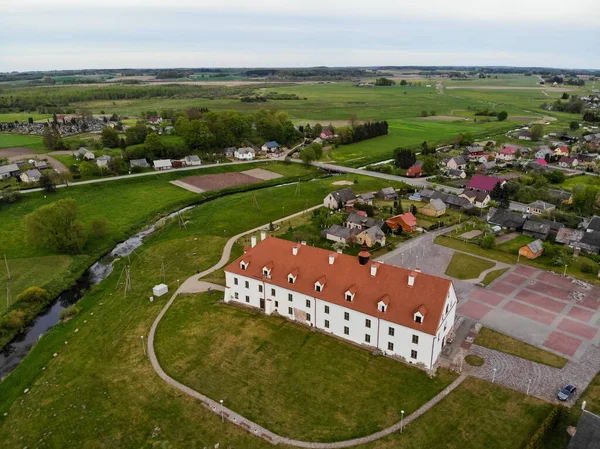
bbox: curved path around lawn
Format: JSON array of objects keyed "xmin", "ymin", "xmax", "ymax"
[{"xmin": 147, "ymin": 209, "xmax": 468, "ymax": 447}]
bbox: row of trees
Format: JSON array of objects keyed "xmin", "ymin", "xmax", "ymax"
[{"xmin": 337, "ymin": 121, "xmax": 388, "ymax": 145}]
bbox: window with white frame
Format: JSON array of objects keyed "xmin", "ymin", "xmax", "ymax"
[
  {"xmin": 306, "ymin": 299, "xmax": 311, "ymax": 308},
  {"xmin": 244, "ymin": 280, "xmax": 249, "ymax": 289},
  {"xmin": 411, "ymin": 350, "xmax": 418, "ymax": 359},
  {"xmin": 288, "ymin": 293, "xmax": 293, "ymax": 302},
  {"xmin": 412, "ymin": 335, "xmax": 419, "ymax": 344},
  {"xmin": 344, "ymin": 312, "xmax": 349, "ymax": 321},
  {"xmin": 388, "ymin": 327, "xmax": 395, "ymax": 337},
  {"xmin": 387, "ymin": 342, "xmax": 394, "ymax": 351},
  {"xmin": 324, "ymin": 305, "xmax": 330, "ymax": 314},
  {"xmin": 307, "ymin": 313, "xmax": 311, "ymax": 322},
  {"xmin": 271, "ymin": 288, "xmax": 276, "ymax": 296},
  {"xmin": 258, "ymin": 285, "xmax": 263, "ymax": 293},
  {"xmin": 344, "ymin": 326, "xmax": 349, "ymax": 335},
  {"xmin": 234, "ymin": 277, "xmax": 238, "ymax": 285},
  {"xmin": 288, "ymin": 307, "xmax": 293, "ymax": 315},
  {"xmin": 325, "ymin": 320, "xmax": 330, "ymax": 328},
  {"xmin": 365, "ymin": 334, "xmax": 371, "ymax": 343},
  {"xmin": 365, "ymin": 319, "xmax": 371, "ymax": 328}
]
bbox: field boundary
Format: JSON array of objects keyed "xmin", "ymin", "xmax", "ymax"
[{"xmin": 147, "ymin": 210, "xmax": 468, "ymax": 447}]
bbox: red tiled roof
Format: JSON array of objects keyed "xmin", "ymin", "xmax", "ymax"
[
  {"xmin": 498, "ymin": 147, "xmax": 517, "ymax": 155},
  {"xmin": 559, "ymin": 156, "xmax": 575, "ymax": 164},
  {"xmin": 466, "ymin": 174, "xmax": 503, "ymax": 191},
  {"xmin": 225, "ymin": 238, "xmax": 452, "ymax": 335},
  {"xmin": 399, "ymin": 212, "xmax": 417, "ymax": 227},
  {"xmin": 535, "ymin": 158, "xmax": 548, "ymax": 165},
  {"xmin": 406, "ymin": 165, "xmax": 422, "ymax": 176}
]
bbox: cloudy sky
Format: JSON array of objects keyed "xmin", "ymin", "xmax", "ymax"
[{"xmin": 1, "ymin": 0, "xmax": 599, "ymax": 72}]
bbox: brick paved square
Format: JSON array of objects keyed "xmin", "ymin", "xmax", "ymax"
[
  {"xmin": 514, "ymin": 289, "xmax": 568, "ymax": 314},
  {"xmin": 469, "ymin": 289, "xmax": 504, "ymax": 306},
  {"xmin": 579, "ymin": 298, "xmax": 600, "ymax": 311},
  {"xmin": 490, "ymin": 282, "xmax": 518, "ymax": 296},
  {"xmin": 557, "ymin": 318, "xmax": 598, "ymax": 340},
  {"xmin": 502, "ymin": 273, "xmax": 529, "ymax": 286},
  {"xmin": 514, "ymin": 265, "xmax": 537, "ymax": 277},
  {"xmin": 537, "ymin": 272, "xmax": 575, "ymax": 290},
  {"xmin": 529, "ymin": 282, "xmax": 571, "ymax": 301},
  {"xmin": 503, "ymin": 301, "xmax": 557, "ymax": 325},
  {"xmin": 543, "ymin": 331, "xmax": 583, "ymax": 357},
  {"xmin": 567, "ymin": 306, "xmax": 595, "ymax": 323},
  {"xmin": 457, "ymin": 301, "xmax": 493, "ymax": 320}
]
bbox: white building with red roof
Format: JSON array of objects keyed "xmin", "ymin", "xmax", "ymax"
[{"xmin": 224, "ymin": 236, "xmax": 458, "ymax": 370}]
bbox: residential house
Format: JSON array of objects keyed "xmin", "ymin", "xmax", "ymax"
[
  {"xmin": 386, "ymin": 213, "xmax": 417, "ymax": 233},
  {"xmin": 261, "ymin": 141, "xmax": 280, "ymax": 152},
  {"xmin": 73, "ymin": 147, "xmax": 95, "ymax": 160},
  {"xmin": 406, "ymin": 165, "xmax": 422, "ymax": 178},
  {"xmin": 234, "ymin": 147, "xmax": 256, "ymax": 160},
  {"xmin": 96, "ymin": 155, "xmax": 111, "ymax": 168},
  {"xmin": 496, "ymin": 147, "xmax": 519, "ymax": 162},
  {"xmin": 446, "ymin": 156, "xmax": 467, "ymax": 170},
  {"xmin": 320, "ymin": 129, "xmax": 333, "ymax": 140},
  {"xmin": 522, "ymin": 220, "xmax": 551, "ymax": 240},
  {"xmin": 153, "ymin": 159, "xmax": 173, "ymax": 171},
  {"xmin": 579, "ymin": 232, "xmax": 600, "ymax": 254},
  {"xmin": 129, "ymin": 158, "xmax": 149, "ymax": 169},
  {"xmin": 418, "ymin": 198, "xmax": 446, "ymax": 217},
  {"xmin": 320, "ymin": 225, "xmax": 359, "ymax": 244},
  {"xmin": 533, "ymin": 158, "xmax": 548, "ymax": 167},
  {"xmin": 419, "ymin": 188, "xmax": 472, "ymax": 210},
  {"xmin": 323, "ymin": 188, "xmax": 357, "ymax": 210},
  {"xmin": 534, "ymin": 146, "xmax": 553, "ymax": 160},
  {"xmin": 224, "ymin": 237, "xmax": 458, "ymax": 370},
  {"xmin": 587, "ymin": 216, "xmax": 600, "ymax": 232},
  {"xmin": 459, "ymin": 189, "xmax": 491, "ymax": 209},
  {"xmin": 518, "ymin": 239, "xmax": 544, "ymax": 259},
  {"xmin": 448, "ymin": 169, "xmax": 466, "ymax": 179},
  {"xmin": 487, "ymin": 208, "xmax": 527, "ymax": 231},
  {"xmin": 518, "ymin": 131, "xmax": 532, "ymax": 141},
  {"xmin": 559, "ymin": 156, "xmax": 578, "ymax": 168},
  {"xmin": 466, "ymin": 174, "xmax": 505, "ymax": 193},
  {"xmin": 579, "ymin": 154, "xmax": 596, "ymax": 166},
  {"xmin": 356, "ymin": 192, "xmax": 375, "ymax": 205},
  {"xmin": 224, "ymin": 147, "xmax": 236, "ymax": 158},
  {"xmin": 527, "ymin": 201, "xmax": 556, "ymax": 215},
  {"xmin": 548, "ymin": 189, "xmax": 573, "ymax": 204},
  {"xmin": 465, "ymin": 145, "xmax": 484, "ymax": 160},
  {"xmin": 477, "ymin": 154, "xmax": 491, "ymax": 164},
  {"xmin": 477, "ymin": 161, "xmax": 496, "ymax": 173},
  {"xmin": 33, "ymin": 161, "xmax": 48, "ymax": 170},
  {"xmin": 184, "ymin": 155, "xmax": 202, "ymax": 166},
  {"xmin": 356, "ymin": 226, "xmax": 386, "ymax": 248},
  {"xmin": 556, "ymin": 227, "xmax": 584, "ymax": 247},
  {"xmin": 554, "ymin": 146, "xmax": 570, "ymax": 157},
  {"xmin": 345, "ymin": 213, "xmax": 385, "ymax": 231},
  {"xmin": 567, "ymin": 409, "xmax": 600, "ymax": 449},
  {"xmin": 376, "ymin": 187, "xmax": 398, "ymax": 201},
  {"xmin": 21, "ymin": 168, "xmax": 42, "ymax": 183},
  {"xmin": 0, "ymin": 163, "xmax": 20, "ymax": 180}
]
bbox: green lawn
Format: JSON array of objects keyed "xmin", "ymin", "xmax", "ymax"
[
  {"xmin": 445, "ymin": 252, "xmax": 495, "ymax": 280},
  {"xmin": 559, "ymin": 174, "xmax": 600, "ymax": 190},
  {"xmin": 0, "ymin": 133, "xmax": 44, "ymax": 150},
  {"xmin": 0, "ymin": 170, "xmax": 555, "ymax": 449},
  {"xmin": 156, "ymin": 292, "xmax": 457, "ymax": 441},
  {"xmin": 475, "ymin": 328, "xmax": 567, "ymax": 368},
  {"xmin": 481, "ymin": 268, "xmax": 510, "ymax": 286},
  {"xmin": 0, "ymin": 113, "xmax": 52, "ymax": 122},
  {"xmin": 497, "ymin": 234, "xmax": 535, "ymax": 254}
]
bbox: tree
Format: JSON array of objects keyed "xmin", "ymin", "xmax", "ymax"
[
  {"xmin": 399, "ymin": 80, "xmax": 408, "ymax": 86},
  {"xmin": 572, "ymin": 186, "xmax": 599, "ymax": 216},
  {"xmin": 312, "ymin": 123, "xmax": 323, "ymax": 139},
  {"xmin": 561, "ymin": 92, "xmax": 569, "ymax": 100},
  {"xmin": 410, "ymin": 204, "xmax": 417, "ymax": 215},
  {"xmin": 454, "ymin": 132, "xmax": 474, "ymax": 146},
  {"xmin": 144, "ymin": 132, "xmax": 165, "ymax": 157},
  {"xmin": 421, "ymin": 141, "xmax": 429, "ymax": 155},
  {"xmin": 24, "ymin": 199, "xmax": 87, "ymax": 254},
  {"xmin": 16, "ymin": 286, "xmax": 50, "ymax": 307},
  {"xmin": 300, "ymin": 147, "xmax": 317, "ymax": 166},
  {"xmin": 90, "ymin": 218, "xmax": 109, "ymax": 239},
  {"xmin": 394, "ymin": 148, "xmax": 416, "ymax": 169},
  {"xmin": 530, "ymin": 124, "xmax": 544, "ymax": 141},
  {"xmin": 125, "ymin": 123, "xmax": 150, "ymax": 146},
  {"xmin": 119, "ymin": 137, "xmax": 126, "ymax": 150},
  {"xmin": 569, "ymin": 121, "xmax": 579, "ymax": 131},
  {"xmin": 101, "ymin": 126, "xmax": 120, "ymax": 148},
  {"xmin": 422, "ymin": 157, "xmax": 437, "ymax": 175},
  {"xmin": 481, "ymin": 234, "xmax": 496, "ymax": 249},
  {"xmin": 497, "ymin": 111, "xmax": 508, "ymax": 121},
  {"xmin": 375, "ymin": 78, "xmax": 395, "ymax": 86},
  {"xmin": 42, "ymin": 124, "xmax": 65, "ymax": 151},
  {"xmin": 307, "ymin": 142, "xmax": 323, "ymax": 160},
  {"xmin": 39, "ymin": 172, "xmax": 56, "ymax": 193},
  {"xmin": 544, "ymin": 170, "xmax": 566, "ymax": 184}
]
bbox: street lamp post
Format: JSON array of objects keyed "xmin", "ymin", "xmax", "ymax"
[
  {"xmin": 492, "ymin": 368, "xmax": 497, "ymax": 384},
  {"xmin": 527, "ymin": 378, "xmax": 532, "ymax": 395},
  {"xmin": 140, "ymin": 336, "xmax": 146, "ymax": 356},
  {"xmin": 564, "ymin": 264, "xmax": 568, "ymax": 277},
  {"xmin": 220, "ymin": 399, "xmax": 224, "ymax": 422},
  {"xmin": 400, "ymin": 410, "xmax": 405, "ymax": 433}
]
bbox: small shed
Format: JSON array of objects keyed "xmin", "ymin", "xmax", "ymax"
[
  {"xmin": 419, "ymin": 198, "xmax": 446, "ymax": 217},
  {"xmin": 519, "ymin": 239, "xmax": 544, "ymax": 260},
  {"xmin": 153, "ymin": 284, "xmax": 169, "ymax": 297}
]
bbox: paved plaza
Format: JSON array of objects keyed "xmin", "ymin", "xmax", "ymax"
[{"xmin": 458, "ymin": 264, "xmax": 600, "ymax": 361}]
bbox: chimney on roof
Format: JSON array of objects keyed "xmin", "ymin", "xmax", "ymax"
[
  {"xmin": 358, "ymin": 250, "xmax": 370, "ymax": 266},
  {"xmin": 414, "ymin": 268, "xmax": 421, "ymax": 273},
  {"xmin": 408, "ymin": 272, "xmax": 416, "ymax": 287},
  {"xmin": 329, "ymin": 254, "xmax": 335, "ymax": 265},
  {"xmin": 292, "ymin": 246, "xmax": 298, "ymax": 256},
  {"xmin": 260, "ymin": 231, "xmax": 267, "ymax": 241},
  {"xmin": 337, "ymin": 249, "xmax": 343, "ymax": 254},
  {"xmin": 301, "ymin": 241, "xmax": 307, "ymax": 246},
  {"xmin": 370, "ymin": 264, "xmax": 378, "ymax": 277},
  {"xmin": 251, "ymin": 235, "xmax": 257, "ymax": 248}
]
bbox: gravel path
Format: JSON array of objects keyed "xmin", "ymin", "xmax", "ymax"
[{"xmin": 147, "ymin": 209, "xmax": 468, "ymax": 447}]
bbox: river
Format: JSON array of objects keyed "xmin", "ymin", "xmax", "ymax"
[{"xmin": 0, "ymin": 205, "xmax": 196, "ymax": 379}]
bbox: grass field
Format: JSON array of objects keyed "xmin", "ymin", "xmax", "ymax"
[
  {"xmin": 156, "ymin": 292, "xmax": 457, "ymax": 441},
  {"xmin": 0, "ymin": 172, "xmax": 554, "ymax": 449},
  {"xmin": 475, "ymin": 328, "xmax": 568, "ymax": 368},
  {"xmin": 445, "ymin": 252, "xmax": 495, "ymax": 280},
  {"xmin": 0, "ymin": 113, "xmax": 52, "ymax": 122},
  {"xmin": 481, "ymin": 268, "xmax": 510, "ymax": 286},
  {"xmin": 0, "ymin": 133, "xmax": 44, "ymax": 150},
  {"xmin": 559, "ymin": 174, "xmax": 600, "ymax": 190}
]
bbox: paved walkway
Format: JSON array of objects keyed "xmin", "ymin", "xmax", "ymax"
[{"xmin": 147, "ymin": 212, "xmax": 468, "ymax": 447}]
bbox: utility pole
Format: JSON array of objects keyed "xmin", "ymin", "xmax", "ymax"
[
  {"xmin": 4, "ymin": 254, "xmax": 11, "ymax": 280},
  {"xmin": 124, "ymin": 266, "xmax": 132, "ymax": 297},
  {"xmin": 161, "ymin": 257, "xmax": 166, "ymax": 283}
]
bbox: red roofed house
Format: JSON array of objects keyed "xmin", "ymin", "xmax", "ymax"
[
  {"xmin": 466, "ymin": 174, "xmax": 505, "ymax": 193},
  {"xmin": 496, "ymin": 147, "xmax": 519, "ymax": 162},
  {"xmin": 406, "ymin": 165, "xmax": 422, "ymax": 178},
  {"xmin": 558, "ymin": 156, "xmax": 578, "ymax": 168},
  {"xmin": 535, "ymin": 158, "xmax": 548, "ymax": 166},
  {"xmin": 386, "ymin": 212, "xmax": 417, "ymax": 233},
  {"xmin": 320, "ymin": 129, "xmax": 333, "ymax": 139},
  {"xmin": 554, "ymin": 146, "xmax": 570, "ymax": 157},
  {"xmin": 224, "ymin": 236, "xmax": 457, "ymax": 370}
]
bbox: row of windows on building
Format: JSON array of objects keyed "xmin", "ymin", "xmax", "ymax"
[{"xmin": 235, "ymin": 278, "xmax": 355, "ymax": 302}]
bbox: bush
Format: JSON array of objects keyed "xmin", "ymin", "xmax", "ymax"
[
  {"xmin": 580, "ymin": 261, "xmax": 595, "ymax": 273},
  {"xmin": 59, "ymin": 305, "xmax": 80, "ymax": 321},
  {"xmin": 525, "ymin": 405, "xmax": 564, "ymax": 449},
  {"xmin": 3, "ymin": 310, "xmax": 26, "ymax": 330},
  {"xmin": 481, "ymin": 234, "xmax": 496, "ymax": 249},
  {"xmin": 90, "ymin": 218, "xmax": 109, "ymax": 239},
  {"xmin": 16, "ymin": 286, "xmax": 50, "ymax": 306}
]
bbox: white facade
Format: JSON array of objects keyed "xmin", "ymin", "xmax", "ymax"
[
  {"xmin": 234, "ymin": 148, "xmax": 255, "ymax": 160},
  {"xmin": 223, "ymin": 270, "xmax": 458, "ymax": 370}
]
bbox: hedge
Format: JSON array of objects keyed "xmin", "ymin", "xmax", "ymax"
[{"xmin": 525, "ymin": 405, "xmax": 565, "ymax": 449}]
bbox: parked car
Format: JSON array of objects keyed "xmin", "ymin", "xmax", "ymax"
[{"xmin": 557, "ymin": 384, "xmax": 576, "ymax": 401}]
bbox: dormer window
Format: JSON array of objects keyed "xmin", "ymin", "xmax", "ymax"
[
  {"xmin": 415, "ymin": 315, "xmax": 422, "ymax": 323},
  {"xmin": 345, "ymin": 285, "xmax": 356, "ymax": 302},
  {"xmin": 240, "ymin": 261, "xmax": 248, "ymax": 270},
  {"xmin": 263, "ymin": 268, "xmax": 269, "ymax": 276},
  {"xmin": 288, "ymin": 274, "xmax": 296, "ymax": 284},
  {"xmin": 314, "ymin": 276, "xmax": 325, "ymax": 293},
  {"xmin": 414, "ymin": 305, "xmax": 427, "ymax": 323},
  {"xmin": 315, "ymin": 284, "xmax": 322, "ymax": 292},
  {"xmin": 345, "ymin": 293, "xmax": 353, "ymax": 302},
  {"xmin": 377, "ymin": 300, "xmax": 388, "ymax": 312}
]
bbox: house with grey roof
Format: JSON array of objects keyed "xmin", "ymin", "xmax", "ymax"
[
  {"xmin": 21, "ymin": 168, "xmax": 42, "ymax": 183},
  {"xmin": 356, "ymin": 192, "xmax": 375, "ymax": 205},
  {"xmin": 356, "ymin": 226, "xmax": 386, "ymax": 248},
  {"xmin": 376, "ymin": 187, "xmax": 398, "ymax": 201},
  {"xmin": 527, "ymin": 201, "xmax": 556, "ymax": 215},
  {"xmin": 345, "ymin": 212, "xmax": 384, "ymax": 231},
  {"xmin": 568, "ymin": 410, "xmax": 600, "ymax": 449},
  {"xmin": 0, "ymin": 163, "xmax": 20, "ymax": 180},
  {"xmin": 522, "ymin": 220, "xmax": 551, "ymax": 240},
  {"xmin": 184, "ymin": 155, "xmax": 201, "ymax": 166},
  {"xmin": 129, "ymin": 158, "xmax": 149, "ymax": 168},
  {"xmin": 323, "ymin": 188, "xmax": 357, "ymax": 210},
  {"xmin": 587, "ymin": 216, "xmax": 600, "ymax": 232},
  {"xmin": 446, "ymin": 156, "xmax": 467, "ymax": 170},
  {"xmin": 548, "ymin": 189, "xmax": 573, "ymax": 204},
  {"xmin": 487, "ymin": 208, "xmax": 527, "ymax": 230},
  {"xmin": 73, "ymin": 147, "xmax": 95, "ymax": 160},
  {"xmin": 320, "ymin": 224, "xmax": 359, "ymax": 244},
  {"xmin": 96, "ymin": 155, "xmax": 112, "ymax": 168}
]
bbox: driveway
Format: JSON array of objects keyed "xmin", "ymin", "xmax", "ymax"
[
  {"xmin": 457, "ymin": 265, "xmax": 600, "ymax": 361},
  {"xmin": 1, "ymin": 147, "xmax": 70, "ymax": 174}
]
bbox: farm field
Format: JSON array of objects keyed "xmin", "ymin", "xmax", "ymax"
[
  {"xmin": 0, "ymin": 113, "xmax": 52, "ymax": 122},
  {"xmin": 0, "ymin": 171, "xmax": 553, "ymax": 449},
  {"xmin": 0, "ymin": 133, "xmax": 44, "ymax": 150}
]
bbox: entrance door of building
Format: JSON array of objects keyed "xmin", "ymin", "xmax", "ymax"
[{"xmin": 260, "ymin": 298, "xmax": 265, "ymax": 310}]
